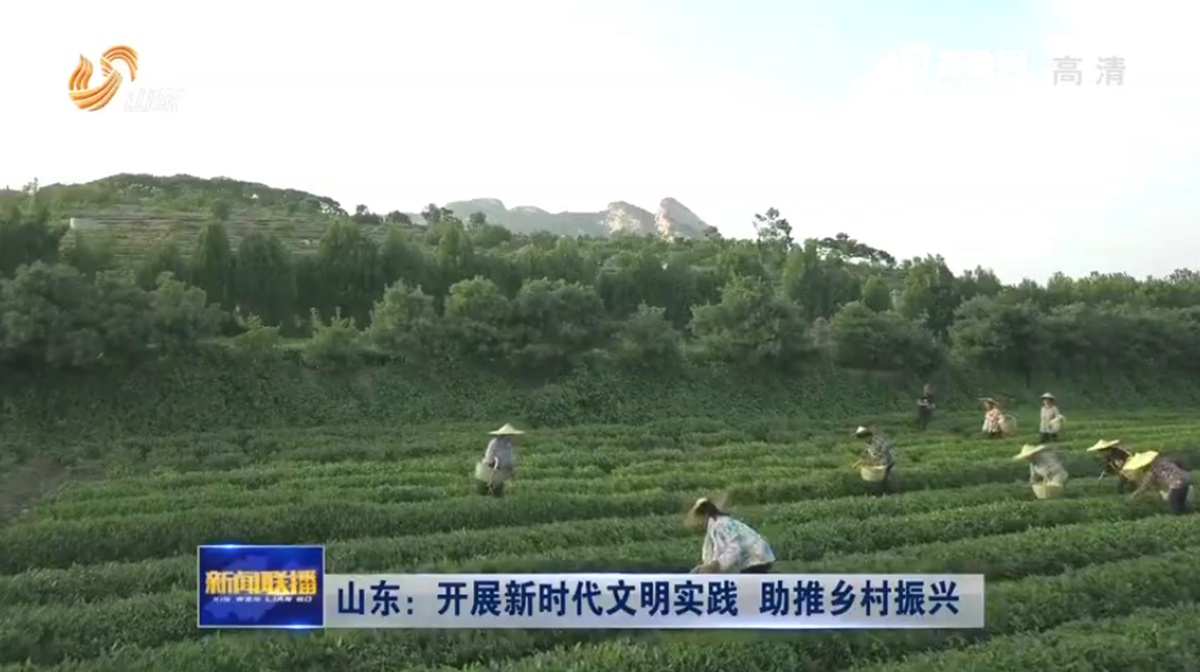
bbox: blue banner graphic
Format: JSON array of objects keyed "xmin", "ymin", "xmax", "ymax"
[{"xmin": 197, "ymin": 544, "xmax": 325, "ymax": 628}]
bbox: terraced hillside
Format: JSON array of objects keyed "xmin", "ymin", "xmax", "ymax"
[
  {"xmin": 1, "ymin": 412, "xmax": 1198, "ymax": 671},
  {"xmin": 61, "ymin": 204, "xmax": 382, "ymax": 260}
]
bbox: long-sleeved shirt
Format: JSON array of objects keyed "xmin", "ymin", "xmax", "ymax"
[
  {"xmin": 1029, "ymin": 450, "xmax": 1068, "ymax": 485},
  {"xmin": 1134, "ymin": 457, "xmax": 1190, "ymax": 494},
  {"xmin": 982, "ymin": 408, "xmax": 1003, "ymax": 433},
  {"xmin": 483, "ymin": 437, "xmax": 515, "ymax": 471},
  {"xmin": 1039, "ymin": 405, "xmax": 1063, "ymax": 433},
  {"xmin": 864, "ymin": 435, "xmax": 896, "ymax": 468},
  {"xmin": 702, "ymin": 516, "xmax": 775, "ymax": 571}
]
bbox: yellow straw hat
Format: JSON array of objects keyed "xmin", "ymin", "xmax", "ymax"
[
  {"xmin": 488, "ymin": 423, "xmax": 525, "ymax": 436},
  {"xmin": 1121, "ymin": 451, "xmax": 1159, "ymax": 474},
  {"xmin": 1013, "ymin": 444, "xmax": 1049, "ymax": 461},
  {"xmin": 1087, "ymin": 439, "xmax": 1122, "ymax": 453}
]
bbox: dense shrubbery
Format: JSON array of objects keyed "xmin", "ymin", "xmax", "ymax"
[{"xmin": 4, "ymin": 181, "xmax": 1200, "ymax": 382}]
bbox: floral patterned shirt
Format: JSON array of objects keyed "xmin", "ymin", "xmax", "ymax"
[
  {"xmin": 702, "ymin": 516, "xmax": 775, "ymax": 571},
  {"xmin": 1137, "ymin": 457, "xmax": 1190, "ymax": 493},
  {"xmin": 864, "ymin": 436, "xmax": 896, "ymax": 468},
  {"xmin": 983, "ymin": 408, "xmax": 1003, "ymax": 433}
]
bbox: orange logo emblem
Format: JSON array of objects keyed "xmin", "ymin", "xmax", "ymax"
[{"xmin": 68, "ymin": 45, "xmax": 138, "ymax": 112}]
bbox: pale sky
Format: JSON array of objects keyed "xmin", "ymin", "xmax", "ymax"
[{"xmin": 3, "ymin": 0, "xmax": 1197, "ymax": 283}]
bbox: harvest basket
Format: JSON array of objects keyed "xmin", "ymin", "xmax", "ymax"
[
  {"xmin": 1032, "ymin": 483, "xmax": 1064, "ymax": 499},
  {"xmin": 860, "ymin": 465, "xmax": 887, "ymax": 482},
  {"xmin": 1049, "ymin": 416, "xmax": 1065, "ymax": 433},
  {"xmin": 1000, "ymin": 414, "xmax": 1019, "ymax": 436},
  {"xmin": 474, "ymin": 461, "xmax": 501, "ymax": 484}
]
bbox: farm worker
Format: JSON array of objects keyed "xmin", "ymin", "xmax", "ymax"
[
  {"xmin": 686, "ymin": 497, "xmax": 775, "ymax": 574},
  {"xmin": 1122, "ymin": 451, "xmax": 1192, "ymax": 515},
  {"xmin": 1088, "ymin": 439, "xmax": 1135, "ymax": 493},
  {"xmin": 1013, "ymin": 443, "xmax": 1068, "ymax": 487},
  {"xmin": 1038, "ymin": 393, "xmax": 1064, "ymax": 443},
  {"xmin": 916, "ymin": 383, "xmax": 936, "ymax": 430},
  {"xmin": 981, "ymin": 398, "xmax": 1005, "ymax": 439},
  {"xmin": 476, "ymin": 423, "xmax": 523, "ymax": 497},
  {"xmin": 855, "ymin": 426, "xmax": 897, "ymax": 495}
]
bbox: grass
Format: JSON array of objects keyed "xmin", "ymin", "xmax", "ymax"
[{"xmin": 0, "ymin": 410, "xmax": 1197, "ymax": 670}]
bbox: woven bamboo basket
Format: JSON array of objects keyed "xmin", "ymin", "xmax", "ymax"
[
  {"xmin": 1000, "ymin": 414, "xmax": 1019, "ymax": 436},
  {"xmin": 860, "ymin": 465, "xmax": 887, "ymax": 482},
  {"xmin": 474, "ymin": 461, "xmax": 500, "ymax": 484},
  {"xmin": 1032, "ymin": 483, "xmax": 1064, "ymax": 499}
]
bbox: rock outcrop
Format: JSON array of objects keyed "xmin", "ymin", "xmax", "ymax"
[
  {"xmin": 656, "ymin": 198, "xmax": 710, "ymax": 239},
  {"xmin": 603, "ymin": 201, "xmax": 657, "ymax": 236},
  {"xmin": 435, "ymin": 196, "xmax": 710, "ymax": 240}
]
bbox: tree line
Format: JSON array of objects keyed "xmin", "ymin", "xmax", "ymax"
[{"xmin": 3, "ymin": 203, "xmax": 1200, "ymax": 380}]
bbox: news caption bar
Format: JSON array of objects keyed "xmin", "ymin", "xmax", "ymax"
[{"xmin": 198, "ymin": 545, "xmax": 985, "ymax": 629}]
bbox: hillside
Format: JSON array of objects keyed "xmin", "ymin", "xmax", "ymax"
[{"xmin": 0, "ymin": 174, "xmax": 713, "ymax": 260}]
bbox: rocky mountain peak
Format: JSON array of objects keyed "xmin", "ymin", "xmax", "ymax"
[{"xmin": 436, "ymin": 196, "xmax": 711, "ymax": 240}]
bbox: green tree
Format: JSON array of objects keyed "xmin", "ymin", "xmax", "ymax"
[
  {"xmin": 313, "ymin": 220, "xmax": 380, "ymax": 325},
  {"xmin": 190, "ymin": 221, "xmax": 234, "ymax": 309},
  {"xmin": 949, "ymin": 295, "xmax": 1048, "ymax": 386},
  {"xmin": 829, "ymin": 301, "xmax": 942, "ymax": 374},
  {"xmin": 233, "ymin": 232, "xmax": 295, "ymax": 328},
  {"xmin": 136, "ymin": 239, "xmax": 188, "ymax": 290},
  {"xmin": 443, "ymin": 276, "xmax": 511, "ymax": 362},
  {"xmin": 506, "ymin": 278, "xmax": 606, "ymax": 375},
  {"xmin": 368, "ymin": 281, "xmax": 443, "ymax": 362},
  {"xmin": 690, "ymin": 276, "xmax": 813, "ymax": 370},
  {"xmin": 861, "ymin": 276, "xmax": 893, "ymax": 312},
  {"xmin": 611, "ymin": 303, "xmax": 682, "ymax": 371},
  {"xmin": 897, "ymin": 255, "xmax": 961, "ymax": 340}
]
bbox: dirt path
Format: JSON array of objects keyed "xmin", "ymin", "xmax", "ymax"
[{"xmin": 0, "ymin": 458, "xmax": 101, "ymax": 525}]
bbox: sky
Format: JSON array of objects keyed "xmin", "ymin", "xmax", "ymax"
[{"xmin": 3, "ymin": 0, "xmax": 1197, "ymax": 283}]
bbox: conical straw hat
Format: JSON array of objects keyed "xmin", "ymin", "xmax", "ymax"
[
  {"xmin": 1121, "ymin": 451, "xmax": 1159, "ymax": 473},
  {"xmin": 685, "ymin": 493, "xmax": 730, "ymax": 527},
  {"xmin": 1087, "ymin": 439, "xmax": 1122, "ymax": 453},
  {"xmin": 688, "ymin": 492, "xmax": 730, "ymax": 514},
  {"xmin": 1013, "ymin": 444, "xmax": 1049, "ymax": 461},
  {"xmin": 488, "ymin": 423, "xmax": 525, "ymax": 436}
]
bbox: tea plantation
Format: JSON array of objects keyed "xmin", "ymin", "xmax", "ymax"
[{"xmin": 1, "ymin": 410, "xmax": 1198, "ymax": 671}]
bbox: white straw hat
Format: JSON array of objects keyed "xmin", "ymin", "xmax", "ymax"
[
  {"xmin": 1013, "ymin": 444, "xmax": 1049, "ymax": 461},
  {"xmin": 1121, "ymin": 451, "xmax": 1159, "ymax": 473},
  {"xmin": 488, "ymin": 423, "xmax": 525, "ymax": 436},
  {"xmin": 1087, "ymin": 439, "xmax": 1121, "ymax": 453}
]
